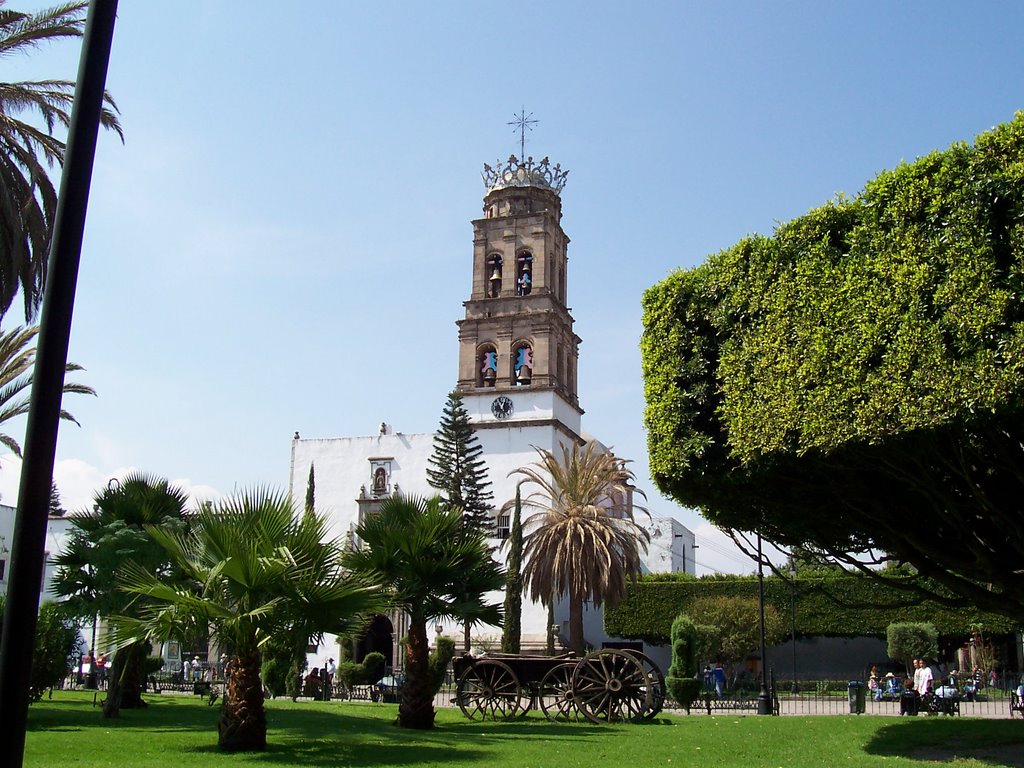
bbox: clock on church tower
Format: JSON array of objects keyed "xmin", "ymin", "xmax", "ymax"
[{"xmin": 455, "ymin": 154, "xmax": 583, "ymax": 446}]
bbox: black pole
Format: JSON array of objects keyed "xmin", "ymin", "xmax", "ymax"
[
  {"xmin": 756, "ymin": 534, "xmax": 772, "ymax": 715},
  {"xmin": 790, "ymin": 570, "xmax": 799, "ymax": 694},
  {"xmin": 0, "ymin": 2, "xmax": 118, "ymax": 765}
]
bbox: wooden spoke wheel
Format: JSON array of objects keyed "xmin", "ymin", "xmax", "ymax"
[
  {"xmin": 571, "ymin": 649, "xmax": 653, "ymax": 724},
  {"xmin": 539, "ymin": 662, "xmax": 581, "ymax": 722},
  {"xmin": 455, "ymin": 659, "xmax": 529, "ymax": 721},
  {"xmin": 622, "ymin": 649, "xmax": 666, "ymax": 721}
]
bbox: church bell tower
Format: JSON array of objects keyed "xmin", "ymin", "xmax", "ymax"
[{"xmin": 456, "ymin": 155, "xmax": 583, "ymax": 442}]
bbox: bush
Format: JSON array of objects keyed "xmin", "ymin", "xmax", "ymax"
[
  {"xmin": 338, "ymin": 651, "xmax": 387, "ymax": 687},
  {"xmin": 261, "ymin": 655, "xmax": 290, "ymax": 698},
  {"xmin": 665, "ymin": 614, "xmax": 702, "ymax": 712},
  {"xmin": 605, "ymin": 569, "xmax": 1019, "ymax": 645},
  {"xmin": 25, "ymin": 601, "xmax": 79, "ymax": 701},
  {"xmin": 428, "ymin": 637, "xmax": 456, "ymax": 695},
  {"xmin": 668, "ymin": 615, "xmax": 697, "ymax": 678},
  {"xmin": 666, "ymin": 678, "xmax": 703, "ymax": 711}
]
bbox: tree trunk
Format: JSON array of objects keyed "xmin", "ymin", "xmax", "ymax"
[
  {"xmin": 569, "ymin": 592, "xmax": 584, "ymax": 656},
  {"xmin": 102, "ymin": 642, "xmax": 148, "ymax": 718},
  {"xmin": 398, "ymin": 618, "xmax": 435, "ymax": 729},
  {"xmin": 219, "ymin": 649, "xmax": 266, "ymax": 752}
]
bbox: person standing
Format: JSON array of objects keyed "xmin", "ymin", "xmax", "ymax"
[
  {"xmin": 712, "ymin": 663, "xmax": 726, "ymax": 699},
  {"xmin": 95, "ymin": 652, "xmax": 107, "ymax": 689},
  {"xmin": 919, "ymin": 660, "xmax": 934, "ymax": 694},
  {"xmin": 326, "ymin": 658, "xmax": 336, "ymax": 695},
  {"xmin": 81, "ymin": 649, "xmax": 94, "ymax": 687}
]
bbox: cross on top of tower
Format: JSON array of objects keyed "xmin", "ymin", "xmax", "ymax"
[{"xmin": 508, "ymin": 107, "xmax": 538, "ymax": 159}]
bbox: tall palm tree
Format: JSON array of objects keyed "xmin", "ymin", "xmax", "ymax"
[
  {"xmin": 0, "ymin": 0, "xmax": 123, "ymax": 320},
  {"xmin": 513, "ymin": 441, "xmax": 650, "ymax": 655},
  {"xmin": 344, "ymin": 495, "xmax": 504, "ymax": 729},
  {"xmin": 0, "ymin": 324, "xmax": 94, "ymax": 455},
  {"xmin": 109, "ymin": 488, "xmax": 384, "ymax": 752},
  {"xmin": 52, "ymin": 473, "xmax": 190, "ymax": 714}
]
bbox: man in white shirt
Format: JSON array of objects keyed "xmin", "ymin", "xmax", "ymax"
[{"xmin": 919, "ymin": 661, "xmax": 934, "ymax": 693}]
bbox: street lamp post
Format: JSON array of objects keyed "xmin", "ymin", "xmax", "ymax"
[
  {"xmin": 85, "ymin": 613, "xmax": 98, "ymax": 690},
  {"xmin": 756, "ymin": 534, "xmax": 772, "ymax": 715},
  {"xmin": 789, "ymin": 560, "xmax": 799, "ymax": 694}
]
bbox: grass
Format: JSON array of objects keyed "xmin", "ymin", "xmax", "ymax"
[{"xmin": 23, "ymin": 691, "xmax": 1024, "ymax": 768}]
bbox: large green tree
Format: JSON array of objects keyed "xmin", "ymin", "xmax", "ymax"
[
  {"xmin": 642, "ymin": 114, "xmax": 1024, "ymax": 623},
  {"xmin": 513, "ymin": 441, "xmax": 649, "ymax": 655},
  {"xmin": 52, "ymin": 474, "xmax": 189, "ymax": 714},
  {"xmin": 344, "ymin": 495, "xmax": 504, "ymax": 729},
  {"xmin": 0, "ymin": 0, "xmax": 122, "ymax": 321},
  {"xmin": 426, "ymin": 390, "xmax": 495, "ymax": 534},
  {"xmin": 110, "ymin": 488, "xmax": 383, "ymax": 752},
  {"xmin": 686, "ymin": 595, "xmax": 785, "ymax": 675},
  {"xmin": 0, "ymin": 324, "xmax": 94, "ymax": 455}
]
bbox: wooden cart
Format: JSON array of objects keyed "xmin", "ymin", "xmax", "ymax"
[{"xmin": 452, "ymin": 648, "xmax": 664, "ymax": 724}]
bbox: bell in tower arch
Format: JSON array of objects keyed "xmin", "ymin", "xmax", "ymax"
[
  {"xmin": 487, "ymin": 254, "xmax": 503, "ymax": 298},
  {"xmin": 513, "ymin": 343, "xmax": 533, "ymax": 386}
]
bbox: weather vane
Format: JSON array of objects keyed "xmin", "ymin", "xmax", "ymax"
[{"xmin": 508, "ymin": 107, "xmax": 538, "ymax": 159}]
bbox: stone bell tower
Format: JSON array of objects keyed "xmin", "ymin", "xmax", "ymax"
[{"xmin": 456, "ymin": 155, "xmax": 583, "ymax": 444}]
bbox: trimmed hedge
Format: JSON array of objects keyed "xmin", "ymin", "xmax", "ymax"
[{"xmin": 604, "ymin": 572, "xmax": 1020, "ymax": 645}]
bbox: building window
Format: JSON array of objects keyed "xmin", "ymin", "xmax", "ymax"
[
  {"xmin": 487, "ymin": 254, "xmax": 503, "ymax": 298},
  {"xmin": 513, "ymin": 342, "xmax": 533, "ymax": 386},
  {"xmin": 0, "ymin": 559, "xmax": 5, "ymax": 581},
  {"xmin": 478, "ymin": 344, "xmax": 497, "ymax": 387},
  {"xmin": 496, "ymin": 513, "xmax": 510, "ymax": 539},
  {"xmin": 516, "ymin": 252, "xmax": 532, "ymax": 296}
]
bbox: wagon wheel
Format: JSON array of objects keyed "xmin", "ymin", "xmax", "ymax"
[
  {"xmin": 571, "ymin": 649, "xmax": 653, "ymax": 724},
  {"xmin": 539, "ymin": 662, "xmax": 581, "ymax": 722},
  {"xmin": 456, "ymin": 659, "xmax": 529, "ymax": 721},
  {"xmin": 623, "ymin": 649, "xmax": 666, "ymax": 721}
]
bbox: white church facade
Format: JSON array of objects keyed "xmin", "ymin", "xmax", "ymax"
[{"xmin": 288, "ymin": 153, "xmax": 693, "ymax": 666}]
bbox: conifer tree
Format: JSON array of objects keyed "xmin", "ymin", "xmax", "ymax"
[
  {"xmin": 426, "ymin": 391, "xmax": 494, "ymax": 534},
  {"xmin": 500, "ymin": 486, "xmax": 523, "ymax": 653},
  {"xmin": 305, "ymin": 463, "xmax": 315, "ymax": 515},
  {"xmin": 49, "ymin": 480, "xmax": 65, "ymax": 517}
]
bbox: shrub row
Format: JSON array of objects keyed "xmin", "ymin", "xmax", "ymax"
[{"xmin": 605, "ymin": 573, "xmax": 1019, "ymax": 645}]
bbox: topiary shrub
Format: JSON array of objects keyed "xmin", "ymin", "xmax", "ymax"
[
  {"xmin": 428, "ymin": 637, "xmax": 456, "ymax": 696},
  {"xmin": 338, "ymin": 651, "xmax": 387, "ymax": 688},
  {"xmin": 887, "ymin": 621, "xmax": 938, "ymax": 674},
  {"xmin": 665, "ymin": 614, "xmax": 702, "ymax": 712},
  {"xmin": 261, "ymin": 655, "xmax": 290, "ymax": 698}
]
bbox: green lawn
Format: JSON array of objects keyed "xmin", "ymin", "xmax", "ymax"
[{"xmin": 23, "ymin": 691, "xmax": 1024, "ymax": 768}]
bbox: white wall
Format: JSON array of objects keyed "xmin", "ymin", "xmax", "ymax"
[{"xmin": 0, "ymin": 504, "xmax": 74, "ymax": 605}]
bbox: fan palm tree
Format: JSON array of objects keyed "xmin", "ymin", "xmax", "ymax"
[
  {"xmin": 52, "ymin": 473, "xmax": 189, "ymax": 714},
  {"xmin": 0, "ymin": 324, "xmax": 94, "ymax": 455},
  {"xmin": 344, "ymin": 495, "xmax": 504, "ymax": 729},
  {"xmin": 109, "ymin": 488, "xmax": 384, "ymax": 752},
  {"xmin": 0, "ymin": 0, "xmax": 123, "ymax": 320},
  {"xmin": 513, "ymin": 441, "xmax": 650, "ymax": 655}
]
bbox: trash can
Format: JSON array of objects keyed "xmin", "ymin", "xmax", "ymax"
[{"xmin": 848, "ymin": 681, "xmax": 866, "ymax": 714}]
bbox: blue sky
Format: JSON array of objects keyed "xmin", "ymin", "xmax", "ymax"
[{"xmin": 2, "ymin": 0, "xmax": 1023, "ymax": 573}]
